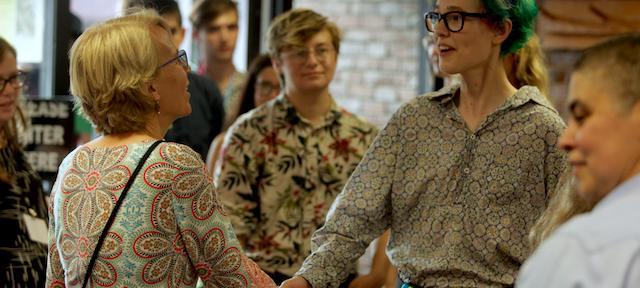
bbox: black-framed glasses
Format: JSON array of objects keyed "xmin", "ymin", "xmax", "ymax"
[
  {"xmin": 424, "ymin": 11, "xmax": 489, "ymax": 33},
  {"xmin": 158, "ymin": 49, "xmax": 188, "ymax": 69},
  {"xmin": 0, "ymin": 71, "xmax": 27, "ymax": 92}
]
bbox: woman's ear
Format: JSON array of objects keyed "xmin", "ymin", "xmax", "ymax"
[
  {"xmin": 493, "ymin": 18, "xmax": 513, "ymax": 45},
  {"xmin": 145, "ymin": 81, "xmax": 160, "ymax": 101}
]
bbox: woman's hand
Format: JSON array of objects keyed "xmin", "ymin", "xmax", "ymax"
[
  {"xmin": 349, "ymin": 274, "xmax": 384, "ymax": 288},
  {"xmin": 279, "ymin": 276, "xmax": 312, "ymax": 288}
]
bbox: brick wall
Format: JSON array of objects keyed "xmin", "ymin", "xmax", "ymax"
[{"xmin": 294, "ymin": 0, "xmax": 425, "ymax": 127}]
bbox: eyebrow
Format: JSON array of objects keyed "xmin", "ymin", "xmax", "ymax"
[{"xmin": 434, "ymin": 5, "xmax": 466, "ymax": 12}]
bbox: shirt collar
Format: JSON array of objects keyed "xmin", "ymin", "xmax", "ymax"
[
  {"xmin": 275, "ymin": 94, "xmax": 343, "ymax": 128},
  {"xmin": 594, "ymin": 174, "xmax": 640, "ymax": 211},
  {"xmin": 425, "ymin": 83, "xmax": 555, "ymax": 111}
]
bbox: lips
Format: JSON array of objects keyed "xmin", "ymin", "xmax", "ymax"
[
  {"xmin": 302, "ymin": 72, "xmax": 323, "ymax": 77},
  {"xmin": 568, "ymin": 157, "xmax": 587, "ymax": 172},
  {"xmin": 438, "ymin": 44, "xmax": 455, "ymax": 56},
  {"xmin": 0, "ymin": 101, "xmax": 14, "ymax": 108}
]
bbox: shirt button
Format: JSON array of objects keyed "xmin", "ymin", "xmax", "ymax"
[
  {"xmin": 463, "ymin": 168, "xmax": 470, "ymax": 174},
  {"xmin": 470, "ymin": 134, "xmax": 476, "ymax": 139}
]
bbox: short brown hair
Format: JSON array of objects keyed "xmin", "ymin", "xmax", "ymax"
[
  {"xmin": 267, "ymin": 8, "xmax": 341, "ymax": 59},
  {"xmin": 69, "ymin": 10, "xmax": 170, "ymax": 135},
  {"xmin": 0, "ymin": 37, "xmax": 27, "ymax": 151},
  {"xmin": 573, "ymin": 33, "xmax": 640, "ymax": 112},
  {"xmin": 190, "ymin": 0, "xmax": 238, "ymax": 30}
]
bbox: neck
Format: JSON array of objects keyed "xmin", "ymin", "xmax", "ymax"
[
  {"xmin": 285, "ymin": 87, "xmax": 332, "ymax": 125},
  {"xmin": 94, "ymin": 131, "xmax": 159, "ymax": 147},
  {"xmin": 457, "ymin": 54, "xmax": 517, "ymax": 131},
  {"xmin": 206, "ymin": 58, "xmax": 236, "ymax": 91},
  {"xmin": 88, "ymin": 113, "xmax": 170, "ymax": 147},
  {"xmin": 144, "ymin": 112, "xmax": 172, "ymax": 140}
]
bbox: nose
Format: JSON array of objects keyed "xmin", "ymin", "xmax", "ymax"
[
  {"xmin": 434, "ymin": 17, "xmax": 449, "ymax": 37},
  {"xmin": 305, "ymin": 51, "xmax": 320, "ymax": 66},
  {"xmin": 558, "ymin": 122, "xmax": 577, "ymax": 152},
  {"xmin": 220, "ymin": 28, "xmax": 230, "ymax": 42}
]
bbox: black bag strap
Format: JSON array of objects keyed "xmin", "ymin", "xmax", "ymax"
[{"xmin": 82, "ymin": 140, "xmax": 163, "ymax": 288}]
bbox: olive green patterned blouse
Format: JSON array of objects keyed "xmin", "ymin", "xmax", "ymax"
[{"xmin": 297, "ymin": 85, "xmax": 568, "ymax": 288}]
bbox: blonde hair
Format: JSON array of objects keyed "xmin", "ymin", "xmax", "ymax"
[
  {"xmin": 69, "ymin": 10, "xmax": 169, "ymax": 135},
  {"xmin": 507, "ymin": 35, "xmax": 549, "ymax": 98},
  {"xmin": 267, "ymin": 8, "xmax": 341, "ymax": 59},
  {"xmin": 0, "ymin": 37, "xmax": 27, "ymax": 152},
  {"xmin": 528, "ymin": 172, "xmax": 593, "ymax": 251}
]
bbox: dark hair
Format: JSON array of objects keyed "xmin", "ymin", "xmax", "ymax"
[
  {"xmin": 124, "ymin": 0, "xmax": 182, "ymax": 24},
  {"xmin": 224, "ymin": 54, "xmax": 274, "ymax": 129},
  {"xmin": 481, "ymin": 0, "xmax": 538, "ymax": 55},
  {"xmin": 573, "ymin": 33, "xmax": 640, "ymax": 110},
  {"xmin": 0, "ymin": 37, "xmax": 27, "ymax": 152},
  {"xmin": 190, "ymin": 0, "xmax": 238, "ymax": 30}
]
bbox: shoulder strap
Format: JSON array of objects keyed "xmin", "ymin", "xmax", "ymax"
[{"xmin": 82, "ymin": 140, "xmax": 163, "ymax": 288}]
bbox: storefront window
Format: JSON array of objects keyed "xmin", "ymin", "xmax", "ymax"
[{"xmin": 0, "ymin": 0, "xmax": 52, "ymax": 98}]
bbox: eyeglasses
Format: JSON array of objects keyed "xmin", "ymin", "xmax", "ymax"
[
  {"xmin": 0, "ymin": 71, "xmax": 27, "ymax": 92},
  {"xmin": 282, "ymin": 45, "xmax": 335, "ymax": 63},
  {"xmin": 424, "ymin": 11, "xmax": 489, "ymax": 33},
  {"xmin": 159, "ymin": 49, "xmax": 189, "ymax": 69},
  {"xmin": 255, "ymin": 81, "xmax": 280, "ymax": 96}
]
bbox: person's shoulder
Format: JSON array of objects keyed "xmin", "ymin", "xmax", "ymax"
[
  {"xmin": 156, "ymin": 141, "xmax": 204, "ymax": 166},
  {"xmin": 58, "ymin": 145, "xmax": 84, "ymax": 170},
  {"xmin": 337, "ymin": 107, "xmax": 378, "ymax": 131},
  {"xmin": 402, "ymin": 84, "xmax": 459, "ymax": 113},
  {"xmin": 523, "ymin": 211, "xmax": 640, "ymax": 287},
  {"xmin": 517, "ymin": 86, "xmax": 565, "ymax": 125},
  {"xmin": 552, "ymin": 207, "xmax": 640, "ymax": 253},
  {"xmin": 235, "ymin": 97, "xmax": 278, "ymax": 124}
]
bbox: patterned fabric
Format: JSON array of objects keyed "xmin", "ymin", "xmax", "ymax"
[
  {"xmin": 216, "ymin": 94, "xmax": 378, "ymax": 277},
  {"xmin": 0, "ymin": 147, "xmax": 48, "ymax": 288},
  {"xmin": 46, "ymin": 141, "xmax": 275, "ymax": 288},
  {"xmin": 222, "ymin": 71, "xmax": 246, "ymax": 112},
  {"xmin": 296, "ymin": 85, "xmax": 568, "ymax": 288}
]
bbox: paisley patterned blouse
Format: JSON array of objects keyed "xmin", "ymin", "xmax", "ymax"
[{"xmin": 45, "ymin": 141, "xmax": 275, "ymax": 288}]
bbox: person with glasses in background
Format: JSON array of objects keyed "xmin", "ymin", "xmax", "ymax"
[
  {"xmin": 45, "ymin": 11, "xmax": 275, "ymax": 287},
  {"xmin": 123, "ymin": 0, "xmax": 226, "ymax": 162},
  {"xmin": 205, "ymin": 54, "xmax": 279, "ymax": 178},
  {"xmin": 215, "ymin": 8, "xmax": 378, "ymax": 286},
  {"xmin": 281, "ymin": 0, "xmax": 567, "ymax": 287},
  {"xmin": 0, "ymin": 36, "xmax": 48, "ymax": 288}
]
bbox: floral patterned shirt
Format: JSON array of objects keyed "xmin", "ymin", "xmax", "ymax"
[
  {"xmin": 296, "ymin": 85, "xmax": 568, "ymax": 287},
  {"xmin": 46, "ymin": 141, "xmax": 275, "ymax": 288},
  {"xmin": 216, "ymin": 95, "xmax": 378, "ymax": 276}
]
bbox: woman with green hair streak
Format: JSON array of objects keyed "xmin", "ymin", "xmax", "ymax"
[{"xmin": 281, "ymin": 1, "xmax": 567, "ymax": 288}]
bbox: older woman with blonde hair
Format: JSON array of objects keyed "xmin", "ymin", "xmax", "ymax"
[{"xmin": 45, "ymin": 11, "xmax": 275, "ymax": 287}]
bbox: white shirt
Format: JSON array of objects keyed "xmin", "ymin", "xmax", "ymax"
[{"xmin": 516, "ymin": 175, "xmax": 640, "ymax": 288}]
